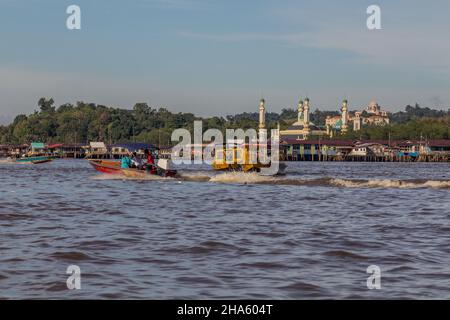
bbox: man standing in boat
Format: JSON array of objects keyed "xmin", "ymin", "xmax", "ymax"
[{"xmin": 144, "ymin": 149, "xmax": 157, "ymax": 174}]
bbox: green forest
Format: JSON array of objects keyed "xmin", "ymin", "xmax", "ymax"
[{"xmin": 1, "ymin": 98, "xmax": 449, "ymax": 145}]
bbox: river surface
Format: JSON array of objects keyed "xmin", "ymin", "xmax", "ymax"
[{"xmin": 0, "ymin": 159, "xmax": 449, "ymax": 299}]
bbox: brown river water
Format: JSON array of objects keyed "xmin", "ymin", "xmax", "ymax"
[{"xmin": 0, "ymin": 159, "xmax": 449, "ymax": 299}]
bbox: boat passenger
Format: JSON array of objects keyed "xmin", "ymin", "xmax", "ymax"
[
  {"xmin": 144, "ymin": 149, "xmax": 155, "ymax": 166},
  {"xmin": 144, "ymin": 149, "xmax": 157, "ymax": 173},
  {"xmin": 121, "ymin": 154, "xmax": 132, "ymax": 169},
  {"xmin": 131, "ymin": 152, "xmax": 143, "ymax": 169}
]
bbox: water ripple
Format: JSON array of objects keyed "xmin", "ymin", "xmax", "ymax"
[{"xmin": 0, "ymin": 160, "xmax": 449, "ymax": 299}]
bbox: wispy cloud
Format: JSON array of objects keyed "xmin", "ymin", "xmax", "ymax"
[
  {"xmin": 178, "ymin": 31, "xmax": 308, "ymax": 43},
  {"xmin": 179, "ymin": 27, "xmax": 450, "ymax": 74},
  {"xmin": 179, "ymin": 0, "xmax": 450, "ymax": 74},
  {"xmin": 136, "ymin": 0, "xmax": 211, "ymax": 10}
]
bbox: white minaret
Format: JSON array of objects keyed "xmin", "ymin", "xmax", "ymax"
[
  {"xmin": 354, "ymin": 112, "xmax": 362, "ymax": 131},
  {"xmin": 303, "ymin": 97, "xmax": 310, "ymax": 130},
  {"xmin": 326, "ymin": 115, "xmax": 331, "ymax": 136},
  {"xmin": 341, "ymin": 99, "xmax": 349, "ymax": 134},
  {"xmin": 259, "ymin": 98, "xmax": 266, "ymax": 129},
  {"xmin": 297, "ymin": 99, "xmax": 304, "ymax": 124}
]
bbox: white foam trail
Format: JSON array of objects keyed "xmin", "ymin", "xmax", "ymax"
[
  {"xmin": 422, "ymin": 180, "xmax": 450, "ymax": 189},
  {"xmin": 178, "ymin": 172, "xmax": 212, "ymax": 182},
  {"xmin": 89, "ymin": 171, "xmax": 450, "ymax": 189},
  {"xmin": 330, "ymin": 178, "xmax": 450, "ymax": 189},
  {"xmin": 209, "ymin": 171, "xmax": 277, "ymax": 184}
]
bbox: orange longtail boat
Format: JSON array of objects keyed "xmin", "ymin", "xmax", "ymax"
[{"xmin": 88, "ymin": 159, "xmax": 177, "ymax": 178}]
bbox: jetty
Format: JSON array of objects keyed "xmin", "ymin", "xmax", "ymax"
[{"xmin": 280, "ymin": 139, "xmax": 450, "ymax": 162}]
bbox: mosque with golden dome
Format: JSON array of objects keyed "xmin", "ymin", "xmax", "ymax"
[{"xmin": 257, "ymin": 98, "xmax": 390, "ymax": 141}]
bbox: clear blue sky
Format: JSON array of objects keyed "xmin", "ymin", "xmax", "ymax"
[{"xmin": 1, "ymin": 0, "xmax": 449, "ymax": 123}]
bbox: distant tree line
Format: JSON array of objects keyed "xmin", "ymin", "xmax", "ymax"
[
  {"xmin": 338, "ymin": 103, "xmax": 450, "ymax": 140},
  {"xmin": 0, "ymin": 98, "xmax": 449, "ymax": 145},
  {"xmin": 340, "ymin": 117, "xmax": 450, "ymax": 140},
  {"xmin": 390, "ymin": 103, "xmax": 450, "ymax": 123}
]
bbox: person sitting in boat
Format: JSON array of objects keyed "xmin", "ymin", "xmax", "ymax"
[
  {"xmin": 131, "ymin": 152, "xmax": 144, "ymax": 169},
  {"xmin": 121, "ymin": 153, "xmax": 132, "ymax": 169}
]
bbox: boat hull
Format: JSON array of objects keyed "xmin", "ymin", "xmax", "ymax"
[
  {"xmin": 89, "ymin": 160, "xmax": 177, "ymax": 178},
  {"xmin": 31, "ymin": 159, "xmax": 54, "ymax": 164},
  {"xmin": 89, "ymin": 160, "xmax": 122, "ymax": 174},
  {"xmin": 212, "ymin": 161, "xmax": 286, "ymax": 175},
  {"xmin": 122, "ymin": 167, "xmax": 177, "ymax": 178},
  {"xmin": 16, "ymin": 156, "xmax": 55, "ymax": 163}
]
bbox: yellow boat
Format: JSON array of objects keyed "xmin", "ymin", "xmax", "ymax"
[{"xmin": 212, "ymin": 144, "xmax": 271, "ymax": 172}]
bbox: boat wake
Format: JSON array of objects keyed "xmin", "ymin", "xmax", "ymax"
[
  {"xmin": 90, "ymin": 171, "xmax": 450, "ymax": 190},
  {"xmin": 329, "ymin": 178, "xmax": 450, "ymax": 189},
  {"xmin": 209, "ymin": 171, "xmax": 277, "ymax": 184},
  {"xmin": 177, "ymin": 172, "xmax": 212, "ymax": 182},
  {"xmin": 206, "ymin": 173, "xmax": 450, "ymax": 189}
]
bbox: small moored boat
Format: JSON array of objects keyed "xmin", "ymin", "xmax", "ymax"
[
  {"xmin": 31, "ymin": 159, "xmax": 54, "ymax": 164},
  {"xmin": 16, "ymin": 155, "xmax": 55, "ymax": 164}
]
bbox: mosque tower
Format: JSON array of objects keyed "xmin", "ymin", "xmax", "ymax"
[
  {"xmin": 303, "ymin": 97, "xmax": 311, "ymax": 133},
  {"xmin": 353, "ymin": 112, "xmax": 362, "ymax": 131},
  {"xmin": 326, "ymin": 115, "xmax": 331, "ymax": 136},
  {"xmin": 259, "ymin": 98, "xmax": 266, "ymax": 130},
  {"xmin": 341, "ymin": 99, "xmax": 349, "ymax": 134},
  {"xmin": 297, "ymin": 99, "xmax": 304, "ymax": 124}
]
